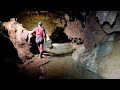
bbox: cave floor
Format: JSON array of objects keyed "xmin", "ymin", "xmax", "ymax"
[{"xmin": 16, "ymin": 52, "xmax": 102, "ymax": 80}]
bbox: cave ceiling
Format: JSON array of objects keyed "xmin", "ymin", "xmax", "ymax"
[
  {"xmin": 0, "ymin": 0, "xmax": 119, "ymax": 22},
  {"xmin": 0, "ymin": 0, "xmax": 117, "ymax": 12}
]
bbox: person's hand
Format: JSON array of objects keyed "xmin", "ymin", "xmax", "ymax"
[
  {"xmin": 30, "ymin": 31, "xmax": 33, "ymax": 35},
  {"xmin": 28, "ymin": 31, "xmax": 33, "ymax": 36}
]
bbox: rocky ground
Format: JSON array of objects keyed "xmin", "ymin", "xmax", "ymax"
[{"xmin": 15, "ymin": 44, "xmax": 101, "ymax": 80}]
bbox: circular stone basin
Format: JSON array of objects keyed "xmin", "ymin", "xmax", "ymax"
[{"xmin": 50, "ymin": 43, "xmax": 74, "ymax": 55}]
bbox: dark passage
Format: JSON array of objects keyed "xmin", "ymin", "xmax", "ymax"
[{"xmin": 50, "ymin": 27, "xmax": 71, "ymax": 43}]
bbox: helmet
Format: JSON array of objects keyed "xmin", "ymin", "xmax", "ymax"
[{"xmin": 38, "ymin": 22, "xmax": 42, "ymax": 26}]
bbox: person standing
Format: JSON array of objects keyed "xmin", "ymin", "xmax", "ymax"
[{"xmin": 31, "ymin": 22, "xmax": 46, "ymax": 59}]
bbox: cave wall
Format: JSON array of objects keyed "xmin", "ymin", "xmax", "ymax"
[
  {"xmin": 16, "ymin": 11, "xmax": 66, "ymax": 37},
  {"xmin": 2, "ymin": 18, "xmax": 34, "ymax": 63},
  {"xmin": 2, "ymin": 11, "xmax": 120, "ymax": 79},
  {"xmin": 84, "ymin": 11, "xmax": 107, "ymax": 51},
  {"xmin": 65, "ymin": 18, "xmax": 84, "ymax": 44},
  {"xmin": 0, "ymin": 24, "xmax": 21, "ymax": 80},
  {"xmin": 72, "ymin": 11, "xmax": 120, "ymax": 79},
  {"xmin": 0, "ymin": 11, "xmax": 85, "ymax": 45}
]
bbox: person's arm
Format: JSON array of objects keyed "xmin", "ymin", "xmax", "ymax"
[
  {"xmin": 31, "ymin": 28, "xmax": 36, "ymax": 35},
  {"xmin": 43, "ymin": 28, "xmax": 46, "ymax": 42}
]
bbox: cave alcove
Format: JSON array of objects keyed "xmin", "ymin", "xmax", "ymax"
[{"xmin": 50, "ymin": 27, "xmax": 71, "ymax": 43}]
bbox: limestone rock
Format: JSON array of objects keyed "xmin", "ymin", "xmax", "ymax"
[
  {"xmin": 103, "ymin": 24, "xmax": 113, "ymax": 34},
  {"xmin": 98, "ymin": 33, "xmax": 120, "ymax": 79},
  {"xmin": 75, "ymin": 32, "xmax": 120, "ymax": 79},
  {"xmin": 2, "ymin": 18, "xmax": 34, "ymax": 62},
  {"xmin": 102, "ymin": 12, "xmax": 120, "ymax": 34},
  {"xmin": 84, "ymin": 12, "xmax": 107, "ymax": 51},
  {"xmin": 76, "ymin": 34, "xmax": 115, "ymax": 74},
  {"xmin": 72, "ymin": 45, "xmax": 85, "ymax": 61},
  {"xmin": 96, "ymin": 11, "xmax": 118, "ymax": 25},
  {"xmin": 96, "ymin": 11, "xmax": 109, "ymax": 25}
]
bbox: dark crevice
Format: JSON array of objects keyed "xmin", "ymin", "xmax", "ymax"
[
  {"xmin": 50, "ymin": 27, "xmax": 71, "ymax": 43},
  {"xmin": 0, "ymin": 28, "xmax": 23, "ymax": 80},
  {"xmin": 29, "ymin": 35, "xmax": 39, "ymax": 54}
]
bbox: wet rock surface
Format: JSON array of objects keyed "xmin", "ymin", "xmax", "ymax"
[{"xmin": 73, "ymin": 11, "xmax": 120, "ymax": 79}]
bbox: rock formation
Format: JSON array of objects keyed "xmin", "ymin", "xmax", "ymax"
[
  {"xmin": 65, "ymin": 14, "xmax": 84, "ymax": 45},
  {"xmin": 72, "ymin": 11, "xmax": 120, "ymax": 79},
  {"xmin": 2, "ymin": 11, "xmax": 120, "ymax": 79},
  {"xmin": 2, "ymin": 18, "xmax": 34, "ymax": 62}
]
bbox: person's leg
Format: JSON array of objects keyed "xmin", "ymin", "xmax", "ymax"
[
  {"xmin": 36, "ymin": 37, "xmax": 44, "ymax": 59},
  {"xmin": 39, "ymin": 39, "xmax": 44, "ymax": 59},
  {"xmin": 39, "ymin": 44, "xmax": 43, "ymax": 58},
  {"xmin": 37, "ymin": 43, "xmax": 43, "ymax": 59}
]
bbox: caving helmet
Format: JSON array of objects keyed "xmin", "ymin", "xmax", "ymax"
[{"xmin": 38, "ymin": 22, "xmax": 42, "ymax": 26}]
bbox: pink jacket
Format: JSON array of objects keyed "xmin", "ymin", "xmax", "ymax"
[{"xmin": 32, "ymin": 26, "xmax": 45, "ymax": 38}]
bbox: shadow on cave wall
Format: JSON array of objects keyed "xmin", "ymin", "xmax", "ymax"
[
  {"xmin": 50, "ymin": 27, "xmax": 71, "ymax": 43},
  {"xmin": 0, "ymin": 27, "xmax": 22, "ymax": 80},
  {"xmin": 29, "ymin": 35, "xmax": 39, "ymax": 54}
]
